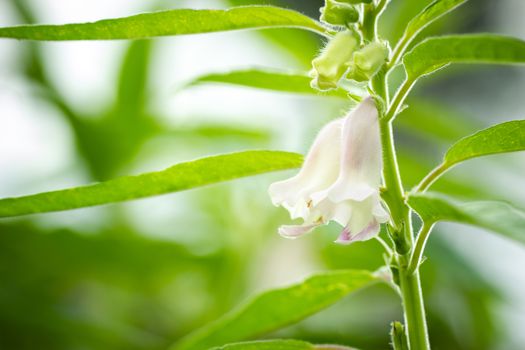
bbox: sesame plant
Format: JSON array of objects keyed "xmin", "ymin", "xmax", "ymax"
[{"xmin": 1, "ymin": 0, "xmax": 525, "ymax": 349}]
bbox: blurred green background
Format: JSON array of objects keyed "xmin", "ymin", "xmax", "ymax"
[{"xmin": 0, "ymin": 0, "xmax": 524, "ymax": 349}]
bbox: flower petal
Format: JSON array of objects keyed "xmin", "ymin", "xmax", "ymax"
[
  {"xmin": 326, "ymin": 97, "xmax": 382, "ymax": 204},
  {"xmin": 268, "ymin": 118, "xmax": 343, "ymax": 218},
  {"xmin": 278, "ymin": 223, "xmax": 320, "ymax": 239},
  {"xmin": 373, "ymin": 202, "xmax": 390, "ymax": 223},
  {"xmin": 312, "ymin": 182, "xmax": 376, "ymax": 206},
  {"xmin": 335, "ymin": 220, "xmax": 380, "ymax": 245},
  {"xmin": 341, "ymin": 97, "xmax": 382, "ymax": 185}
]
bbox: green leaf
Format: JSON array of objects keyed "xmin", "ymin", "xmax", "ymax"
[
  {"xmin": 168, "ymin": 124, "xmax": 271, "ymax": 141},
  {"xmin": 416, "ymin": 120, "xmax": 525, "ymax": 191},
  {"xmin": 404, "ymin": 0, "xmax": 467, "ymax": 39},
  {"xmin": 84, "ymin": 39, "xmax": 159, "ymax": 180},
  {"xmin": 443, "ymin": 120, "xmax": 525, "ymax": 166},
  {"xmin": 0, "ymin": 6, "xmax": 327, "ymax": 41},
  {"xmin": 404, "ymin": 34, "xmax": 525, "ymax": 80},
  {"xmin": 210, "ymin": 339, "xmax": 357, "ymax": 350},
  {"xmin": 211, "ymin": 340, "xmax": 313, "ymax": 350},
  {"xmin": 0, "ymin": 150, "xmax": 303, "ymax": 218},
  {"xmin": 394, "ymin": 0, "xmax": 467, "ymax": 61},
  {"xmin": 408, "ymin": 192, "xmax": 525, "ymax": 245},
  {"xmin": 184, "ymin": 68, "xmax": 348, "ymax": 98},
  {"xmin": 114, "ymin": 39, "xmax": 152, "ymax": 120},
  {"xmin": 170, "ymin": 270, "xmax": 380, "ymax": 350}
]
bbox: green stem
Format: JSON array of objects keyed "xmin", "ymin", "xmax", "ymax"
[
  {"xmin": 361, "ymin": 0, "xmax": 388, "ymax": 42},
  {"xmin": 379, "ymin": 118, "xmax": 406, "ymax": 231},
  {"xmin": 388, "ymin": 32, "xmax": 410, "ymax": 69},
  {"xmin": 375, "ymin": 236, "xmax": 394, "ymax": 255},
  {"xmin": 362, "ymin": 3, "xmax": 430, "ymax": 347},
  {"xmin": 372, "ymin": 67, "xmax": 389, "ymax": 104},
  {"xmin": 361, "ymin": 4, "xmax": 377, "ymax": 41},
  {"xmin": 384, "ymin": 78, "xmax": 415, "ymax": 122},
  {"xmin": 414, "ymin": 163, "xmax": 448, "ymax": 192},
  {"xmin": 375, "ymin": 77, "xmax": 430, "ymax": 350},
  {"xmin": 407, "ymin": 224, "xmax": 434, "ymax": 274},
  {"xmin": 398, "ymin": 255, "xmax": 431, "ymax": 350}
]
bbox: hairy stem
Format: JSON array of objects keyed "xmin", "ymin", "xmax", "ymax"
[
  {"xmin": 408, "ymin": 224, "xmax": 435, "ymax": 274},
  {"xmin": 363, "ymin": 3, "xmax": 430, "ymax": 348},
  {"xmin": 361, "ymin": 0, "xmax": 389, "ymax": 42},
  {"xmin": 379, "ymin": 119, "xmax": 406, "ymax": 231},
  {"xmin": 374, "ymin": 66, "xmax": 430, "ymax": 350},
  {"xmin": 384, "ymin": 78, "xmax": 415, "ymax": 122},
  {"xmin": 380, "ymin": 116, "xmax": 430, "ymax": 350},
  {"xmin": 388, "ymin": 32, "xmax": 411, "ymax": 69},
  {"xmin": 414, "ymin": 164, "xmax": 448, "ymax": 192},
  {"xmin": 379, "ymin": 110, "xmax": 431, "ymax": 350},
  {"xmin": 398, "ymin": 255, "xmax": 431, "ymax": 350}
]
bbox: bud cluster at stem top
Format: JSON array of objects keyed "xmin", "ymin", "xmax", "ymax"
[
  {"xmin": 309, "ymin": 31, "xmax": 389, "ymax": 91},
  {"xmin": 310, "ymin": 30, "xmax": 360, "ymax": 90},
  {"xmin": 310, "ymin": 0, "xmax": 390, "ymax": 91}
]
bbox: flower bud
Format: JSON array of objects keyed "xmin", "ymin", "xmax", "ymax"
[
  {"xmin": 310, "ymin": 30, "xmax": 360, "ymax": 90},
  {"xmin": 320, "ymin": 0, "xmax": 359, "ymax": 27},
  {"xmin": 346, "ymin": 41, "xmax": 389, "ymax": 82}
]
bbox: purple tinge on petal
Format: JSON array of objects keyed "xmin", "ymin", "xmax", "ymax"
[
  {"xmin": 278, "ymin": 223, "xmax": 319, "ymax": 239},
  {"xmin": 335, "ymin": 220, "xmax": 380, "ymax": 245},
  {"xmin": 335, "ymin": 227, "xmax": 352, "ymax": 244}
]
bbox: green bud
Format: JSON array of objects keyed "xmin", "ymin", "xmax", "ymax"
[
  {"xmin": 390, "ymin": 265, "xmax": 400, "ymax": 287},
  {"xmin": 390, "ymin": 321, "xmax": 408, "ymax": 350},
  {"xmin": 321, "ymin": 0, "xmax": 359, "ymax": 26},
  {"xmin": 386, "ymin": 222, "xmax": 410, "ymax": 255},
  {"xmin": 310, "ymin": 30, "xmax": 360, "ymax": 91},
  {"xmin": 320, "ymin": 0, "xmax": 359, "ymax": 26},
  {"xmin": 346, "ymin": 40, "xmax": 389, "ymax": 82}
]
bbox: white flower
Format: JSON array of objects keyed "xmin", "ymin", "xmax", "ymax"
[{"xmin": 269, "ymin": 97, "xmax": 389, "ymax": 244}]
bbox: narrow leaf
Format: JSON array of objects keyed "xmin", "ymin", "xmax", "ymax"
[
  {"xmin": 115, "ymin": 39, "xmax": 152, "ymax": 118},
  {"xmin": 404, "ymin": 0, "xmax": 467, "ymax": 39},
  {"xmin": 211, "ymin": 340, "xmax": 357, "ymax": 350},
  {"xmin": 170, "ymin": 270, "xmax": 380, "ymax": 350},
  {"xmin": 404, "ymin": 34, "xmax": 525, "ymax": 80},
  {"xmin": 408, "ymin": 192, "xmax": 525, "ymax": 245},
  {"xmin": 0, "ymin": 6, "xmax": 327, "ymax": 41},
  {"xmin": 395, "ymin": 0, "xmax": 467, "ymax": 59},
  {"xmin": 211, "ymin": 340, "xmax": 312, "ymax": 350},
  {"xmin": 444, "ymin": 120, "xmax": 525, "ymax": 166},
  {"xmin": 416, "ymin": 120, "xmax": 525, "ymax": 191},
  {"xmin": 0, "ymin": 150, "xmax": 303, "ymax": 218},
  {"xmin": 167, "ymin": 124, "xmax": 271, "ymax": 141},
  {"xmin": 185, "ymin": 68, "xmax": 348, "ymax": 98}
]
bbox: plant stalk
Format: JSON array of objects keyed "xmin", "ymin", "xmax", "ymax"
[
  {"xmin": 414, "ymin": 164, "xmax": 448, "ymax": 192},
  {"xmin": 364, "ymin": 4, "xmax": 430, "ymax": 348},
  {"xmin": 377, "ymin": 84, "xmax": 430, "ymax": 350},
  {"xmin": 379, "ymin": 119, "xmax": 405, "ymax": 231},
  {"xmin": 408, "ymin": 223, "xmax": 434, "ymax": 274},
  {"xmin": 398, "ymin": 255, "xmax": 431, "ymax": 350},
  {"xmin": 384, "ymin": 78, "xmax": 415, "ymax": 122}
]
